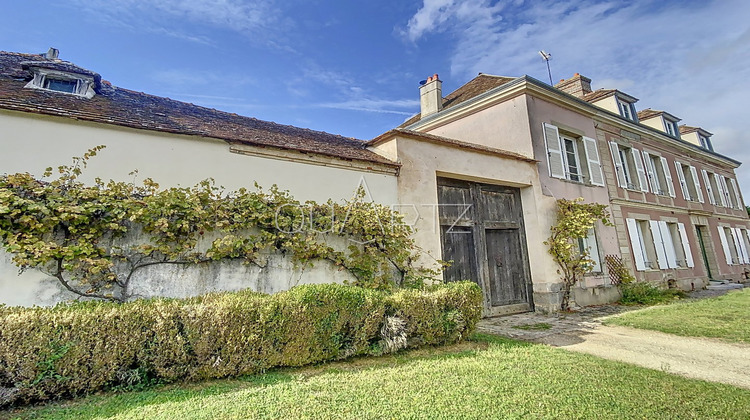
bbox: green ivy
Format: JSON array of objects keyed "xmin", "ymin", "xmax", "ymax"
[{"xmin": 0, "ymin": 147, "xmax": 439, "ymax": 301}]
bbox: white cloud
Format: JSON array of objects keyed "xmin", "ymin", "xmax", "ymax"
[
  {"xmin": 69, "ymin": 0, "xmax": 286, "ymax": 45},
  {"xmin": 404, "ymin": 0, "xmax": 750, "ymax": 203},
  {"xmin": 285, "ymin": 65, "xmax": 418, "ymax": 115},
  {"xmin": 317, "ymin": 98, "xmax": 419, "ymax": 116}
]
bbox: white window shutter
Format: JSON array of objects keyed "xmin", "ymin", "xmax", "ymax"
[
  {"xmin": 674, "ymin": 161, "xmax": 689, "ymax": 200},
  {"xmin": 717, "ymin": 226, "xmax": 733, "ymax": 265},
  {"xmin": 741, "ymin": 229, "xmax": 750, "ymax": 264},
  {"xmin": 733, "ymin": 228, "xmax": 749, "ymax": 264},
  {"xmin": 632, "ymin": 149, "xmax": 649, "ymax": 192},
  {"xmin": 609, "ymin": 142, "xmax": 627, "ymax": 188},
  {"xmin": 649, "ymin": 220, "xmax": 669, "ymax": 269},
  {"xmin": 690, "ymin": 166, "xmax": 704, "ymax": 203},
  {"xmin": 730, "ymin": 178, "xmax": 743, "ymax": 209},
  {"xmin": 583, "ymin": 136, "xmax": 604, "ymax": 186},
  {"xmin": 658, "ymin": 221, "xmax": 678, "ymax": 268},
  {"xmin": 716, "ymin": 175, "xmax": 729, "ymax": 207},
  {"xmin": 543, "ymin": 123, "xmax": 565, "ymax": 179},
  {"xmin": 702, "ymin": 170, "xmax": 716, "ymax": 205},
  {"xmin": 642, "ymin": 152, "xmax": 658, "ymax": 193},
  {"xmin": 677, "ymin": 223, "xmax": 694, "ymax": 268},
  {"xmin": 626, "ymin": 218, "xmax": 646, "ymax": 271},
  {"xmin": 661, "ymin": 157, "xmax": 675, "ymax": 198}
]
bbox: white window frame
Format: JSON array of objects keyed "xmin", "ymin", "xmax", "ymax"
[
  {"xmin": 642, "ymin": 152, "xmax": 674, "ymax": 197},
  {"xmin": 663, "ymin": 118, "xmax": 679, "ymax": 137},
  {"xmin": 543, "ymin": 123, "xmax": 604, "ymax": 186},
  {"xmin": 617, "ymin": 98, "xmax": 637, "ymax": 121},
  {"xmin": 610, "ymin": 143, "xmax": 648, "ymax": 192}
]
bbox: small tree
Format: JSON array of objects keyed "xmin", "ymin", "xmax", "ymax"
[{"xmin": 544, "ymin": 198, "xmax": 611, "ymax": 311}]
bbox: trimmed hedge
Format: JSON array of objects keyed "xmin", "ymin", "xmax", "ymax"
[{"xmin": 0, "ymin": 282, "xmax": 481, "ymax": 407}]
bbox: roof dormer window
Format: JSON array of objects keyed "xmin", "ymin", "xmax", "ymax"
[
  {"xmin": 617, "ymin": 97, "xmax": 638, "ymax": 122},
  {"xmin": 44, "ymin": 77, "xmax": 79, "ymax": 94},
  {"xmin": 21, "ymin": 52, "xmax": 101, "ymax": 99},
  {"xmin": 664, "ymin": 118, "xmax": 679, "ymax": 138},
  {"xmin": 24, "ymin": 69, "xmax": 96, "ymax": 98},
  {"xmin": 699, "ymin": 134, "xmax": 714, "ymax": 151}
]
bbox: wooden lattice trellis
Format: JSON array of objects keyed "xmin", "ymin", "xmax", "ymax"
[{"xmin": 605, "ymin": 254, "xmax": 628, "ymax": 285}]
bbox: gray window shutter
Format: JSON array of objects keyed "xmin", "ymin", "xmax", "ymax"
[
  {"xmin": 649, "ymin": 220, "xmax": 669, "ymax": 269},
  {"xmin": 717, "ymin": 226, "xmax": 733, "ymax": 265},
  {"xmin": 543, "ymin": 123, "xmax": 565, "ymax": 179},
  {"xmin": 690, "ymin": 166, "xmax": 704, "ymax": 203},
  {"xmin": 632, "ymin": 149, "xmax": 649, "ymax": 192},
  {"xmin": 674, "ymin": 161, "xmax": 689, "ymax": 200},
  {"xmin": 626, "ymin": 218, "xmax": 646, "ymax": 271},
  {"xmin": 730, "ymin": 178, "xmax": 743, "ymax": 209},
  {"xmin": 609, "ymin": 142, "xmax": 627, "ymax": 188},
  {"xmin": 677, "ymin": 223, "xmax": 694, "ymax": 268},
  {"xmin": 583, "ymin": 136, "xmax": 604, "ymax": 186},
  {"xmin": 586, "ymin": 228, "xmax": 602, "ymax": 272},
  {"xmin": 661, "ymin": 157, "xmax": 675, "ymax": 198},
  {"xmin": 702, "ymin": 170, "xmax": 716, "ymax": 205}
]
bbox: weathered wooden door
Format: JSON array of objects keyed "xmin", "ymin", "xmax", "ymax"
[{"xmin": 438, "ymin": 178, "xmax": 533, "ymax": 316}]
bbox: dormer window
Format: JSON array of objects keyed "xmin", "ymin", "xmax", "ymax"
[
  {"xmin": 617, "ymin": 97, "xmax": 638, "ymax": 121},
  {"xmin": 699, "ymin": 134, "xmax": 714, "ymax": 151},
  {"xmin": 21, "ymin": 54, "xmax": 100, "ymax": 99},
  {"xmin": 44, "ymin": 77, "xmax": 79, "ymax": 94},
  {"xmin": 24, "ymin": 69, "xmax": 96, "ymax": 98},
  {"xmin": 664, "ymin": 118, "xmax": 679, "ymax": 138}
]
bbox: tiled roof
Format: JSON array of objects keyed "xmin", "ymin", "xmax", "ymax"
[
  {"xmin": 679, "ymin": 125, "xmax": 697, "ymax": 134},
  {"xmin": 637, "ymin": 108, "xmax": 661, "ymax": 120},
  {"xmin": 399, "ymin": 74, "xmax": 516, "ymax": 127},
  {"xmin": 581, "ymin": 89, "xmax": 616, "ymax": 103},
  {"xmin": 678, "ymin": 125, "xmax": 713, "ymax": 136},
  {"xmin": 0, "ymin": 51, "xmax": 397, "ymax": 168}
]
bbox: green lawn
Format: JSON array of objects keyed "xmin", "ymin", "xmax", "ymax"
[
  {"xmin": 607, "ymin": 289, "xmax": 750, "ymax": 343},
  {"xmin": 5, "ymin": 334, "xmax": 750, "ymax": 420}
]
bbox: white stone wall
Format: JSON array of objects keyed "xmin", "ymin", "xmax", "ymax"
[{"xmin": 0, "ymin": 110, "xmax": 398, "ymax": 307}]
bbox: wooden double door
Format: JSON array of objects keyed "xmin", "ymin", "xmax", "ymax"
[{"xmin": 438, "ymin": 178, "xmax": 533, "ymax": 316}]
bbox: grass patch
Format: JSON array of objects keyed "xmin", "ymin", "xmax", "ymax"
[
  {"xmin": 5, "ymin": 334, "xmax": 750, "ymax": 419},
  {"xmin": 512, "ymin": 322, "xmax": 552, "ymax": 331},
  {"xmin": 607, "ymin": 289, "xmax": 750, "ymax": 343}
]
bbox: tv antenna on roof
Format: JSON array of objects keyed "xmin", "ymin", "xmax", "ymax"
[{"xmin": 538, "ymin": 50, "xmax": 553, "ymax": 85}]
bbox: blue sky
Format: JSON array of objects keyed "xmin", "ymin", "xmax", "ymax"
[{"xmin": 2, "ymin": 0, "xmax": 750, "ymax": 199}]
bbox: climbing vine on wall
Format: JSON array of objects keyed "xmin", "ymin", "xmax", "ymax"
[
  {"xmin": 544, "ymin": 198, "xmax": 612, "ymax": 311},
  {"xmin": 0, "ymin": 147, "xmax": 439, "ymax": 301}
]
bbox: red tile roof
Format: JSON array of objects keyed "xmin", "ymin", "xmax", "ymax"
[
  {"xmin": 636, "ymin": 108, "xmax": 661, "ymax": 120},
  {"xmin": 581, "ymin": 88, "xmax": 616, "ymax": 103},
  {"xmin": 0, "ymin": 51, "xmax": 397, "ymax": 168},
  {"xmin": 399, "ymin": 74, "xmax": 516, "ymax": 127}
]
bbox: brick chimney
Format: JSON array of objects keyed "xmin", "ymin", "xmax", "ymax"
[
  {"xmin": 419, "ymin": 74, "xmax": 443, "ymax": 117},
  {"xmin": 555, "ymin": 73, "xmax": 592, "ymax": 98}
]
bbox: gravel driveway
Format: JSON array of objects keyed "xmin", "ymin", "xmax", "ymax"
[{"xmin": 478, "ymin": 293, "xmax": 750, "ymax": 389}]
